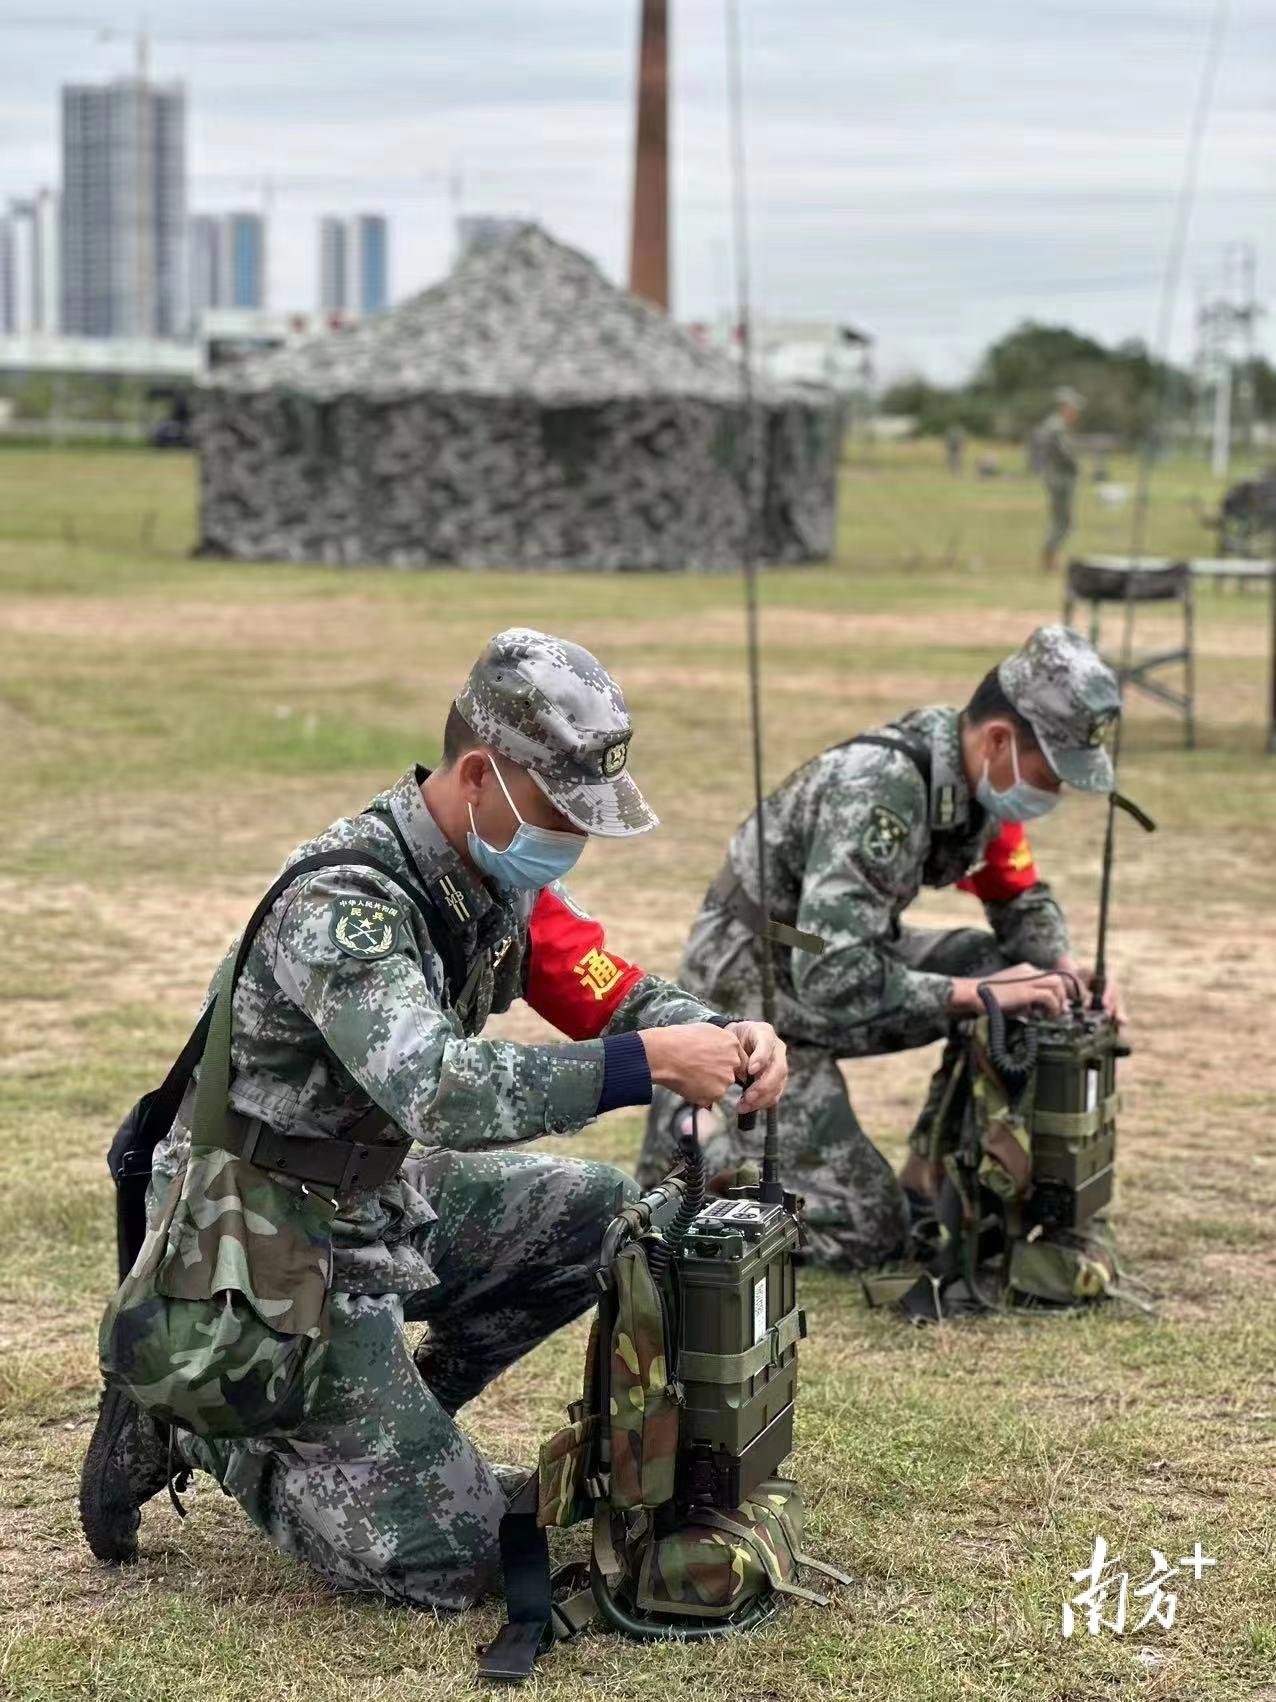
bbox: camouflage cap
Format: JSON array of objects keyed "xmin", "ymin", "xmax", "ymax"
[
  {"xmin": 453, "ymin": 628, "xmax": 658, "ymax": 837},
  {"xmin": 1054, "ymin": 385, "xmax": 1084, "ymax": 409},
  {"xmin": 998, "ymin": 625, "xmax": 1120, "ymax": 792}
]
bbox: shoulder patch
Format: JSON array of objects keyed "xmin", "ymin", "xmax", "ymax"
[
  {"xmin": 860, "ymin": 804, "xmax": 911, "ymax": 868},
  {"xmin": 329, "ymin": 896, "xmax": 403, "ymax": 960}
]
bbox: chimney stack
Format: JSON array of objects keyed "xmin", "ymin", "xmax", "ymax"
[{"xmin": 628, "ymin": 0, "xmax": 669, "ymax": 311}]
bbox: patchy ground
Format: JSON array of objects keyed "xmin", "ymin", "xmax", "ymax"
[{"xmin": 0, "ymin": 441, "xmax": 1273, "ymax": 1702}]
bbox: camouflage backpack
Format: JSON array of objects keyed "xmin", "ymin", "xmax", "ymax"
[
  {"xmin": 479, "ymin": 1189, "xmax": 847, "ymax": 1681},
  {"xmin": 99, "ymin": 852, "xmax": 417, "ymax": 1440},
  {"xmin": 864, "ymin": 1007, "xmax": 1141, "ymax": 1322}
]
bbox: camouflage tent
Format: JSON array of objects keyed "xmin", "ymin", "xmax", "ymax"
[{"xmin": 194, "ymin": 226, "xmax": 843, "ymax": 572}]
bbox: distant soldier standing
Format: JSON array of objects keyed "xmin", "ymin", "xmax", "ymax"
[
  {"xmin": 1037, "ymin": 386, "xmax": 1083, "ymax": 571},
  {"xmin": 636, "ymin": 627, "xmax": 1123, "ymax": 1272}
]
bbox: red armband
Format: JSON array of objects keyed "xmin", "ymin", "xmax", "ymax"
[
  {"xmin": 957, "ymin": 820, "xmax": 1041, "ymax": 903},
  {"xmin": 525, "ymin": 887, "xmax": 647, "ymax": 1040}
]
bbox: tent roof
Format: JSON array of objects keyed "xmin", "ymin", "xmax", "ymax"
[{"xmin": 203, "ymin": 225, "xmax": 795, "ymax": 405}]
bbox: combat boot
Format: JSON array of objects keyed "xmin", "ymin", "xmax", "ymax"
[{"xmin": 79, "ymin": 1384, "xmax": 175, "ymax": 1563}]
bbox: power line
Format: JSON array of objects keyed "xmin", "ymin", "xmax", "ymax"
[{"xmin": 1128, "ymin": 0, "xmax": 1231, "ymax": 560}]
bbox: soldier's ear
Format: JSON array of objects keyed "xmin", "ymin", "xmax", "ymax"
[
  {"xmin": 455, "ymin": 749, "xmax": 491, "ymax": 801},
  {"xmin": 981, "ymin": 720, "xmax": 1014, "ymax": 763}
]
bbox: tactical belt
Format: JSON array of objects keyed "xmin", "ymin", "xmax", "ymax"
[
  {"xmin": 220, "ymin": 1108, "xmax": 411, "ymax": 1197},
  {"xmin": 709, "ymin": 865, "xmax": 825, "ymax": 957}
]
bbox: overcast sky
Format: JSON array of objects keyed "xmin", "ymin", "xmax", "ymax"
[{"xmin": 1, "ymin": 1, "xmax": 1273, "ymax": 379}]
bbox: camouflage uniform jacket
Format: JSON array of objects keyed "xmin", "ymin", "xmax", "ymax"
[
  {"xmin": 152, "ymin": 764, "xmax": 718, "ymax": 1294},
  {"xmin": 698, "ymin": 706, "xmax": 1070, "ymax": 1056},
  {"xmin": 1036, "ymin": 411, "xmax": 1079, "ymax": 489}
]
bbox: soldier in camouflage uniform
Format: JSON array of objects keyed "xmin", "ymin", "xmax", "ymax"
[
  {"xmin": 82, "ymin": 628, "xmax": 787, "ymax": 1612},
  {"xmin": 637, "ymin": 626, "xmax": 1122, "ymax": 1271},
  {"xmin": 1037, "ymin": 386, "xmax": 1083, "ymax": 572}
]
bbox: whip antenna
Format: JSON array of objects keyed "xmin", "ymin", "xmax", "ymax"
[
  {"xmin": 725, "ymin": 0, "xmax": 782, "ymax": 1201},
  {"xmin": 1090, "ymin": 721, "xmax": 1125, "ymax": 1013},
  {"xmin": 1091, "ymin": 725, "xmax": 1158, "ymax": 1012}
]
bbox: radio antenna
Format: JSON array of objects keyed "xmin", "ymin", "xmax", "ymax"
[
  {"xmin": 725, "ymin": 0, "xmax": 782, "ymax": 1202},
  {"xmin": 1091, "ymin": 721, "xmax": 1157, "ymax": 1013},
  {"xmin": 1090, "ymin": 731, "xmax": 1123, "ymax": 1014}
]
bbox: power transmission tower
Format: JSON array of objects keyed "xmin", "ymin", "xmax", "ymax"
[{"xmin": 1193, "ymin": 242, "xmax": 1262, "ymax": 478}]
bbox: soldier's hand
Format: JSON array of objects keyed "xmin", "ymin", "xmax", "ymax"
[
  {"xmin": 639, "ymin": 1023, "xmax": 746, "ymax": 1110},
  {"xmin": 727, "ymin": 1021, "xmax": 788, "ymax": 1115},
  {"xmin": 950, "ymin": 964, "xmax": 1070, "ymax": 1020},
  {"xmin": 1056, "ymin": 957, "xmax": 1126, "ymax": 1024}
]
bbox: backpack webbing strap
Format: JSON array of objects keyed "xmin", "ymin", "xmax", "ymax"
[
  {"xmin": 831, "ymin": 730, "xmax": 932, "ymax": 787},
  {"xmin": 677, "ymin": 1305, "xmax": 803, "ymax": 1383},
  {"xmin": 549, "ymin": 1580, "xmax": 598, "ymax": 1639},
  {"xmin": 476, "ymin": 1473, "xmax": 555, "ymax": 1683},
  {"xmin": 708, "ymin": 866, "xmax": 826, "ymax": 957},
  {"xmin": 793, "ymin": 1550, "xmax": 853, "ymax": 1587}
]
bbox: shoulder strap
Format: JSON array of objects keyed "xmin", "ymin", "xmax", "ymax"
[
  {"xmin": 361, "ymin": 804, "xmax": 476, "ymax": 1007},
  {"xmin": 831, "ymin": 731, "xmax": 932, "ymax": 788},
  {"xmin": 121, "ymin": 849, "xmax": 416, "ymax": 1174},
  {"xmin": 831, "ymin": 730, "xmax": 975, "ymax": 833},
  {"xmin": 476, "ymin": 1473, "xmax": 557, "ymax": 1681}
]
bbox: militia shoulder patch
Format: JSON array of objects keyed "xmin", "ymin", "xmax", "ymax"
[
  {"xmin": 330, "ymin": 896, "xmax": 403, "ymax": 961},
  {"xmin": 860, "ymin": 804, "xmax": 911, "ymax": 869}
]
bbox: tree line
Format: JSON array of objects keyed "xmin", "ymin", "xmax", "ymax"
[{"xmin": 880, "ymin": 321, "xmax": 1276, "ymax": 443}]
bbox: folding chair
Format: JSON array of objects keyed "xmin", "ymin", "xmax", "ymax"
[{"xmin": 1064, "ymin": 557, "xmax": 1195, "ymax": 749}]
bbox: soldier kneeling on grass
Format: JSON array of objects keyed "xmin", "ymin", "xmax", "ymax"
[
  {"xmin": 636, "ymin": 625, "xmax": 1122, "ymax": 1271},
  {"xmin": 82, "ymin": 627, "xmax": 787, "ymax": 1612}
]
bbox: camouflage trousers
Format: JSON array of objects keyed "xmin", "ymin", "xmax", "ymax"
[
  {"xmin": 638, "ymin": 927, "xmax": 1010, "ymax": 1270},
  {"xmin": 1044, "ymin": 480, "xmax": 1075, "ymax": 554},
  {"xmin": 180, "ymin": 1147, "xmax": 633, "ymax": 1611}
]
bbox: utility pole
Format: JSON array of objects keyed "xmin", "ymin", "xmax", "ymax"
[{"xmin": 628, "ymin": 0, "xmax": 670, "ymax": 311}]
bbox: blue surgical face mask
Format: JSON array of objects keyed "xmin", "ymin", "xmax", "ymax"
[
  {"xmin": 976, "ymin": 735, "xmax": 1061, "ymax": 823},
  {"xmin": 467, "ymin": 755, "xmax": 586, "ymax": 892}
]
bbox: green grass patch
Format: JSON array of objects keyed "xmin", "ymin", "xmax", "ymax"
[{"xmin": 0, "ymin": 441, "xmax": 1271, "ymax": 1700}]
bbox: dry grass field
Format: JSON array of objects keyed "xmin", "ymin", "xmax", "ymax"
[{"xmin": 0, "ymin": 439, "xmax": 1273, "ymax": 1701}]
